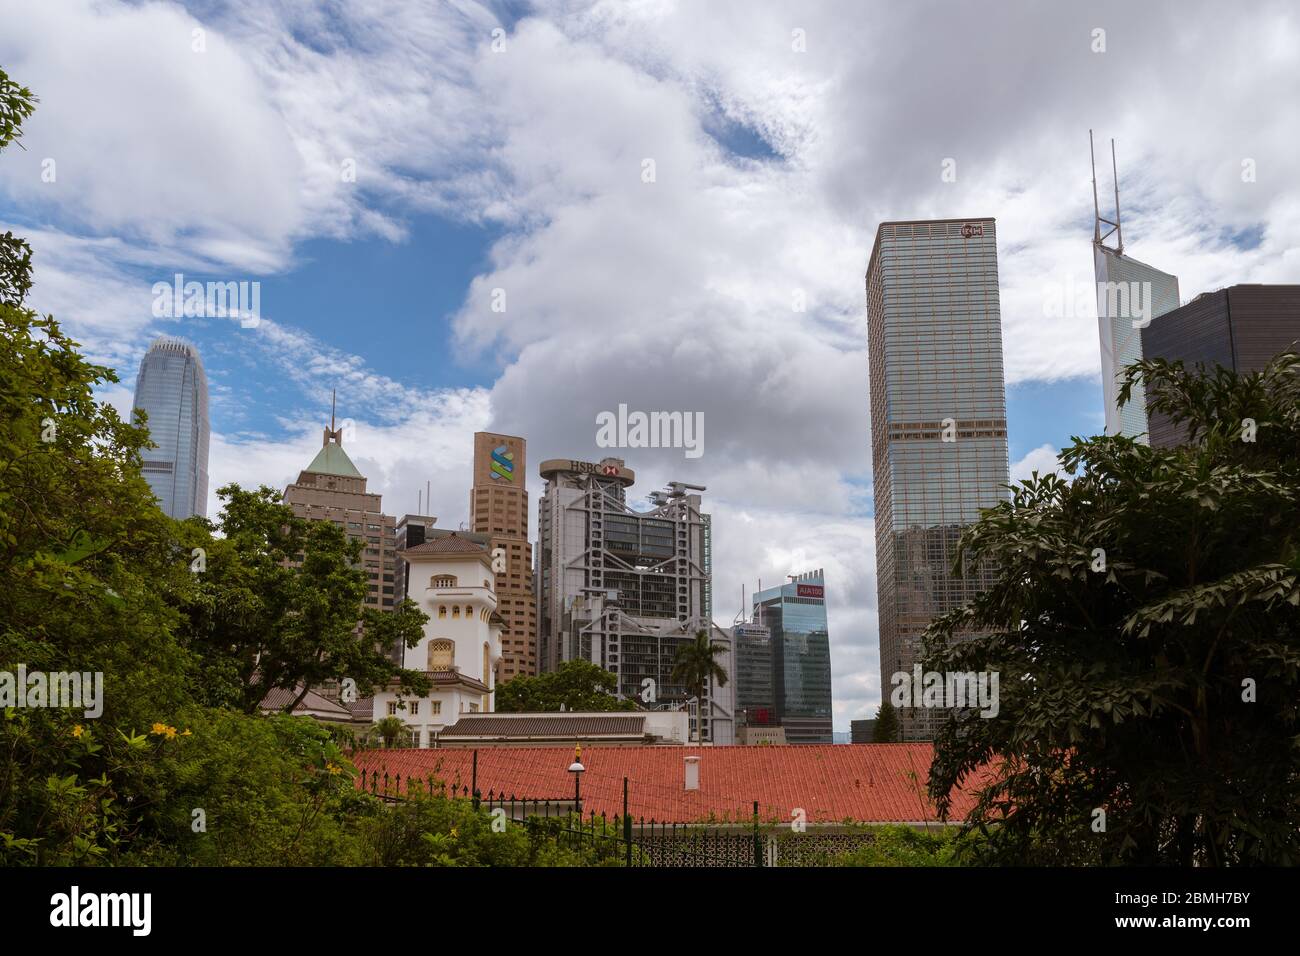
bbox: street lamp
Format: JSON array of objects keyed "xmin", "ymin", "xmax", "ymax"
[{"xmin": 568, "ymin": 743, "xmax": 585, "ymax": 817}]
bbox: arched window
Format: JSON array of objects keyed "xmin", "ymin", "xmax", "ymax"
[
  {"xmin": 438, "ymin": 605, "xmax": 447, "ymax": 618},
  {"xmin": 452, "ymin": 606, "xmax": 460, "ymax": 618},
  {"xmin": 427, "ymin": 639, "xmax": 454, "ymax": 672},
  {"xmin": 482, "ymin": 642, "xmax": 491, "ymax": 685},
  {"xmin": 464, "ymin": 606, "xmax": 473, "ymax": 617},
  {"xmin": 431, "ymin": 574, "xmax": 457, "ymax": 588}
]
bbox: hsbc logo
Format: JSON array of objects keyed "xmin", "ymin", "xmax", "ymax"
[
  {"xmin": 602, "ymin": 465, "xmax": 619, "ymax": 476},
  {"xmin": 960, "ymin": 223, "xmax": 983, "ymax": 239}
]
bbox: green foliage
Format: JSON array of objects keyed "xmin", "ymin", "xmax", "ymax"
[
  {"xmin": 171, "ymin": 484, "xmax": 430, "ymax": 713},
  {"xmin": 359, "ymin": 794, "xmax": 624, "ymax": 867},
  {"xmin": 818, "ymin": 825, "xmax": 965, "ymax": 867},
  {"xmin": 0, "ymin": 68, "xmax": 36, "ymax": 307},
  {"xmin": 495, "ymin": 658, "xmax": 637, "ymax": 713},
  {"xmin": 924, "ymin": 352, "xmax": 1300, "ymax": 865},
  {"xmin": 873, "ymin": 700, "xmax": 900, "ymax": 742}
]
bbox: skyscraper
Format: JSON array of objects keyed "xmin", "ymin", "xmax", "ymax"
[
  {"xmin": 131, "ymin": 336, "xmax": 210, "ymax": 519},
  {"xmin": 866, "ymin": 217, "xmax": 1010, "ymax": 741},
  {"xmin": 535, "ymin": 457, "xmax": 732, "ymax": 742},
  {"xmin": 752, "ymin": 571, "xmax": 832, "ymax": 745},
  {"xmin": 283, "ymin": 407, "xmax": 396, "ymax": 613},
  {"xmin": 470, "ymin": 432, "xmax": 537, "ymax": 680},
  {"xmin": 1141, "ymin": 284, "xmax": 1300, "ymax": 447},
  {"xmin": 1090, "ymin": 134, "xmax": 1181, "ymax": 440}
]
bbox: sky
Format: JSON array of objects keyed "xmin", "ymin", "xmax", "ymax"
[{"xmin": 2, "ymin": 0, "xmax": 1298, "ymax": 733}]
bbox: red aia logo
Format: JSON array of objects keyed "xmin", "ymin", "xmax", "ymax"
[{"xmin": 961, "ymin": 223, "xmax": 983, "ymax": 239}]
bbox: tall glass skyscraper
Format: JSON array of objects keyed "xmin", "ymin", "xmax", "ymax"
[
  {"xmin": 131, "ymin": 337, "xmax": 210, "ymax": 519},
  {"xmin": 1093, "ymin": 246, "xmax": 1180, "ymax": 441},
  {"xmin": 753, "ymin": 570, "xmax": 832, "ymax": 744},
  {"xmin": 866, "ymin": 218, "xmax": 1009, "ymax": 741}
]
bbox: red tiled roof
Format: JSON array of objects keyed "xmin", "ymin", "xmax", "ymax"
[
  {"xmin": 404, "ymin": 533, "xmax": 488, "ymax": 556},
  {"xmin": 349, "ymin": 744, "xmax": 989, "ymax": 824}
]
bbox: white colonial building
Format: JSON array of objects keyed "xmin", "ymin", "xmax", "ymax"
[{"xmin": 372, "ymin": 532, "xmax": 504, "ymax": 747}]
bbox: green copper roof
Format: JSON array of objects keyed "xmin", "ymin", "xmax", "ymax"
[{"xmin": 304, "ymin": 441, "xmax": 363, "ymax": 478}]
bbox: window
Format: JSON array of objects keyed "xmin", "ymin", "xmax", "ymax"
[
  {"xmin": 428, "ymin": 640, "xmax": 454, "ymax": 671},
  {"xmin": 452, "ymin": 606, "xmax": 460, "ymax": 618},
  {"xmin": 387, "ymin": 701, "xmax": 398, "ymax": 716},
  {"xmin": 438, "ymin": 606, "xmax": 447, "ymax": 618},
  {"xmin": 483, "ymin": 643, "xmax": 491, "ymax": 685},
  {"xmin": 429, "ymin": 701, "xmax": 442, "ymax": 715},
  {"xmin": 432, "ymin": 574, "xmax": 457, "ymax": 588},
  {"xmin": 409, "ymin": 701, "xmax": 420, "ymax": 715}
]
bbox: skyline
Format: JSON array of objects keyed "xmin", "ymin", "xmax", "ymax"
[{"xmin": 4, "ymin": 0, "xmax": 1299, "ymax": 735}]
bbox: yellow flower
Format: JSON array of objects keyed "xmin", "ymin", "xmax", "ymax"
[
  {"xmin": 71, "ymin": 724, "xmax": 84, "ymax": 739},
  {"xmin": 180, "ymin": 729, "xmax": 192, "ymax": 737},
  {"xmin": 326, "ymin": 762, "xmax": 342, "ymax": 775},
  {"xmin": 449, "ymin": 827, "xmax": 459, "ymax": 839},
  {"xmin": 150, "ymin": 722, "xmax": 168, "ymax": 736}
]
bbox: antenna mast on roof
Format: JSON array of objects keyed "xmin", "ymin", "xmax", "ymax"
[{"xmin": 1090, "ymin": 129, "xmax": 1124, "ymax": 255}]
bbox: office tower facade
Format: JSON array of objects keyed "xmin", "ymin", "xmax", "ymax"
[
  {"xmin": 283, "ymin": 414, "xmax": 396, "ymax": 613},
  {"xmin": 752, "ymin": 571, "xmax": 832, "ymax": 744},
  {"xmin": 732, "ymin": 621, "xmax": 776, "ymax": 728},
  {"xmin": 1141, "ymin": 284, "xmax": 1300, "ymax": 448},
  {"xmin": 131, "ymin": 336, "xmax": 210, "ymax": 518},
  {"xmin": 536, "ymin": 457, "xmax": 732, "ymax": 742},
  {"xmin": 470, "ymin": 433, "xmax": 537, "ymax": 680},
  {"xmin": 866, "ymin": 218, "xmax": 1010, "ymax": 742},
  {"xmin": 1090, "ymin": 134, "xmax": 1180, "ymax": 440},
  {"xmin": 1093, "ymin": 246, "xmax": 1180, "ymax": 440}
]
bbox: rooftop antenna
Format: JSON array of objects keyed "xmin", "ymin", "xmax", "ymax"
[
  {"xmin": 1090, "ymin": 130, "xmax": 1124, "ymax": 254},
  {"xmin": 330, "ymin": 388, "xmax": 337, "ymax": 433}
]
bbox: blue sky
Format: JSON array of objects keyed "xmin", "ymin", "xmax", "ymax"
[{"xmin": 2, "ymin": 0, "xmax": 1296, "ymax": 730}]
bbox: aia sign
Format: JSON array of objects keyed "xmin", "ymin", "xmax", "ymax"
[
  {"xmin": 796, "ymin": 584, "xmax": 824, "ymax": 598},
  {"xmin": 961, "ymin": 222, "xmax": 983, "ymax": 239}
]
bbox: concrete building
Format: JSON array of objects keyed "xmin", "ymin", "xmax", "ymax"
[
  {"xmin": 282, "ymin": 408, "xmax": 396, "ymax": 612},
  {"xmin": 1090, "ymin": 134, "xmax": 1181, "ymax": 441},
  {"xmin": 131, "ymin": 336, "xmax": 210, "ymax": 518},
  {"xmin": 1141, "ymin": 284, "xmax": 1300, "ymax": 447},
  {"xmin": 850, "ymin": 719, "xmax": 877, "ymax": 744},
  {"xmin": 435, "ymin": 711, "xmax": 690, "ymax": 747},
  {"xmin": 536, "ymin": 457, "xmax": 733, "ymax": 743},
  {"xmin": 866, "ymin": 218, "xmax": 1010, "ymax": 741},
  {"xmin": 372, "ymin": 532, "xmax": 505, "ymax": 748},
  {"xmin": 753, "ymin": 571, "xmax": 833, "ymax": 744},
  {"xmin": 470, "ymin": 432, "xmax": 537, "ymax": 680}
]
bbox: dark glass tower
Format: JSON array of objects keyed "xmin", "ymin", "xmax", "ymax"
[
  {"xmin": 752, "ymin": 571, "xmax": 832, "ymax": 744},
  {"xmin": 866, "ymin": 218, "xmax": 1009, "ymax": 741},
  {"xmin": 131, "ymin": 337, "xmax": 210, "ymax": 519}
]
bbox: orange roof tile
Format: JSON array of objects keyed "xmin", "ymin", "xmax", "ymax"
[{"xmin": 350, "ymin": 744, "xmax": 987, "ymax": 824}]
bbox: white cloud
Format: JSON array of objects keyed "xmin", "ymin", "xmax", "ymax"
[{"xmin": 1011, "ymin": 444, "xmax": 1066, "ymax": 485}]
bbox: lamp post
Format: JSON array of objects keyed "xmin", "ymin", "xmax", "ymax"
[{"xmin": 568, "ymin": 743, "xmax": 585, "ymax": 818}]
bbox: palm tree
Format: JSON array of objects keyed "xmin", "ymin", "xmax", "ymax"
[
  {"xmin": 671, "ymin": 629, "xmax": 729, "ymax": 745},
  {"xmin": 375, "ymin": 715, "xmax": 406, "ymax": 748}
]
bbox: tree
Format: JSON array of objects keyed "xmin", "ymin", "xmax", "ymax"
[
  {"xmin": 495, "ymin": 659, "xmax": 637, "ymax": 713},
  {"xmin": 374, "ymin": 716, "xmax": 407, "ymax": 749},
  {"xmin": 873, "ymin": 700, "xmax": 900, "ymax": 742},
  {"xmin": 0, "ymin": 68, "xmax": 36, "ymax": 307},
  {"xmin": 671, "ymin": 629, "xmax": 729, "ymax": 743},
  {"xmin": 924, "ymin": 352, "xmax": 1300, "ymax": 865},
  {"xmin": 172, "ymin": 484, "xmax": 431, "ymax": 713}
]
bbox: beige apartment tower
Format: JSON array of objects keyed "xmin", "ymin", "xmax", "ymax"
[
  {"xmin": 283, "ymin": 414, "xmax": 397, "ymax": 612},
  {"xmin": 470, "ymin": 432, "xmax": 537, "ymax": 679}
]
